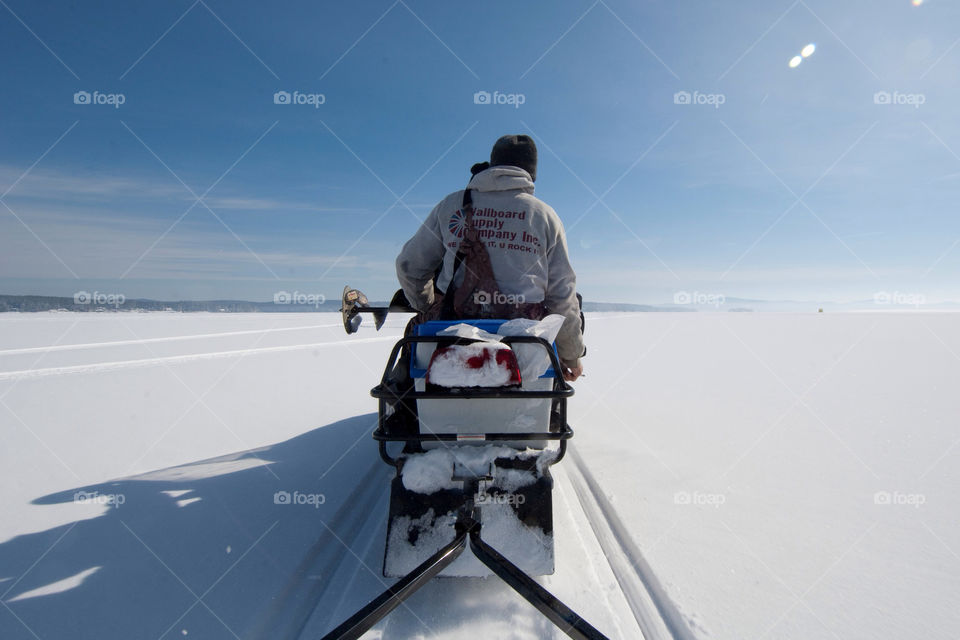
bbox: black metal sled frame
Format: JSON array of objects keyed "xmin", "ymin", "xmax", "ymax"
[
  {"xmin": 320, "ymin": 480, "xmax": 609, "ymax": 640},
  {"xmin": 371, "ymin": 335, "xmax": 575, "ymax": 467},
  {"xmin": 319, "ymin": 334, "xmax": 610, "ymax": 639}
]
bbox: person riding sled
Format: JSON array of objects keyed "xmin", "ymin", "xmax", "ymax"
[
  {"xmin": 325, "ymin": 138, "xmax": 603, "ymax": 640},
  {"xmin": 396, "ymin": 134, "xmax": 585, "ymax": 382}
]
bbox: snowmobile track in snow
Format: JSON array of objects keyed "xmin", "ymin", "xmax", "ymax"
[
  {"xmin": 0, "ymin": 322, "xmax": 343, "ymax": 356},
  {"xmin": 250, "ymin": 460, "xmax": 391, "ymax": 640},
  {"xmin": 0, "ymin": 336, "xmax": 399, "ymax": 380},
  {"xmin": 258, "ymin": 446, "xmax": 695, "ymax": 640},
  {"xmin": 567, "ymin": 449, "xmax": 695, "ymax": 640}
]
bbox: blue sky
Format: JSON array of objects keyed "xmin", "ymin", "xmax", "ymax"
[{"xmin": 1, "ymin": 0, "xmax": 958, "ymax": 305}]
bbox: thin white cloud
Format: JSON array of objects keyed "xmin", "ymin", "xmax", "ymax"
[
  {"xmin": 0, "ymin": 166, "xmax": 186, "ymax": 201},
  {"xmin": 0, "ymin": 165, "xmax": 365, "ymax": 214},
  {"xmin": 0, "ymin": 203, "xmax": 383, "ymax": 280},
  {"xmin": 201, "ymin": 196, "xmax": 367, "ymax": 213}
]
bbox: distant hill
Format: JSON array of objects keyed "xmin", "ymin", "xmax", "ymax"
[
  {"xmin": 659, "ymin": 296, "xmax": 960, "ymax": 312},
  {"xmin": 0, "ymin": 294, "xmax": 342, "ymax": 313},
  {"xmin": 0, "ymin": 294, "xmax": 688, "ymax": 314},
  {"xmin": 580, "ymin": 301, "xmax": 690, "ymax": 312}
]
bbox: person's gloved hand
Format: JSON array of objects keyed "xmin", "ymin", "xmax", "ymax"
[{"xmin": 562, "ymin": 360, "xmax": 583, "ymax": 382}]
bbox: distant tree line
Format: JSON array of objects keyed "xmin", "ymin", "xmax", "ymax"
[
  {"xmin": 0, "ymin": 294, "xmax": 680, "ymax": 313},
  {"xmin": 0, "ymin": 295, "xmax": 343, "ymax": 313}
]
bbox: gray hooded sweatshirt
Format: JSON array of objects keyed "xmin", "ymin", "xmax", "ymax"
[{"xmin": 396, "ymin": 166, "xmax": 585, "ymax": 365}]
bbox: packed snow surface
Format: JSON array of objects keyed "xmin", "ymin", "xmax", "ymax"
[
  {"xmin": 1, "ymin": 311, "xmax": 958, "ymax": 639},
  {"xmin": 400, "ymin": 445, "xmax": 543, "ymax": 494},
  {"xmin": 425, "ymin": 343, "xmax": 520, "ymax": 388},
  {"xmin": 383, "ymin": 500, "xmax": 555, "ymax": 579},
  {"xmin": 393, "ymin": 445, "xmax": 554, "ymax": 578},
  {"xmin": 430, "ymin": 314, "xmax": 565, "ymax": 385}
]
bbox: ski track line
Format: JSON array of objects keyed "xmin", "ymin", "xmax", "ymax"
[
  {"xmin": 249, "ymin": 460, "xmax": 390, "ymax": 640},
  {"xmin": 0, "ymin": 323, "xmax": 342, "ymax": 357},
  {"xmin": 553, "ymin": 466, "xmax": 636, "ymax": 640},
  {"xmin": 0, "ymin": 335, "xmax": 402, "ymax": 381},
  {"xmin": 568, "ymin": 449, "xmax": 697, "ymax": 640},
  {"xmin": 320, "ymin": 487, "xmax": 392, "ymax": 638},
  {"xmin": 564, "ymin": 462, "xmax": 669, "ymax": 640}
]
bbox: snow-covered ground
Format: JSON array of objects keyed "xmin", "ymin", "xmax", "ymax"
[{"xmin": 0, "ymin": 311, "xmax": 958, "ymax": 639}]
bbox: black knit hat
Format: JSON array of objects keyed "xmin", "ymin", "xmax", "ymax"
[{"xmin": 490, "ymin": 134, "xmax": 537, "ymax": 181}]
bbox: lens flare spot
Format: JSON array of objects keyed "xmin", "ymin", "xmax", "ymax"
[
  {"xmin": 801, "ymin": 43, "xmax": 816, "ymax": 58},
  {"xmin": 912, "ymin": 0, "xmax": 923, "ymax": 6},
  {"xmin": 789, "ymin": 55, "xmax": 803, "ymax": 68}
]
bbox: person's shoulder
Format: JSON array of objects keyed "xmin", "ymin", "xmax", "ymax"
[
  {"xmin": 441, "ymin": 189, "xmax": 465, "ymax": 203},
  {"xmin": 518, "ymin": 193, "xmax": 561, "ymax": 226},
  {"xmin": 427, "ymin": 190, "xmax": 465, "ymax": 217},
  {"xmin": 516, "ymin": 192, "xmax": 555, "ymax": 212}
]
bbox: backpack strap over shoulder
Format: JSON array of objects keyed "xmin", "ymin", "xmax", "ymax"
[
  {"xmin": 449, "ymin": 188, "xmax": 473, "ymax": 282},
  {"xmin": 426, "ymin": 186, "xmax": 544, "ymax": 322}
]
